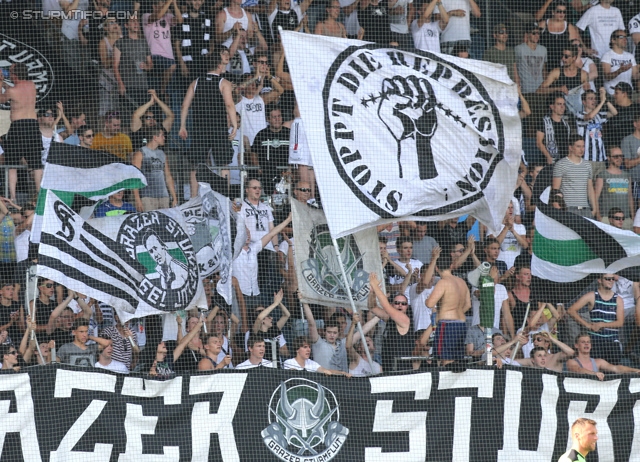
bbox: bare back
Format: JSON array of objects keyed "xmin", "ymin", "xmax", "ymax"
[
  {"xmin": 7, "ymin": 80, "xmax": 37, "ymax": 121},
  {"xmin": 427, "ymin": 272, "xmax": 470, "ymax": 322}
]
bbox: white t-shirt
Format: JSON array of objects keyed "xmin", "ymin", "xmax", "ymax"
[
  {"xmin": 232, "ymin": 240, "xmax": 263, "ymax": 296},
  {"xmin": 239, "ymin": 199, "xmax": 274, "ymax": 250},
  {"xmin": 435, "ymin": 0, "xmax": 470, "ymax": 43},
  {"xmin": 613, "ymin": 276, "xmax": 635, "ymax": 316},
  {"xmin": 60, "ymin": 0, "xmax": 89, "ymax": 39},
  {"xmin": 236, "ymin": 358, "xmax": 274, "ymax": 369},
  {"xmin": 488, "ymin": 223, "xmax": 526, "ymax": 269},
  {"xmin": 411, "ymin": 20, "xmax": 442, "ymax": 53},
  {"xmin": 244, "ymin": 329, "xmax": 286, "ymax": 351},
  {"xmin": 576, "ymin": 4, "xmax": 625, "ymax": 58},
  {"xmin": 283, "ymin": 358, "xmax": 322, "ymax": 371},
  {"xmin": 389, "ymin": 258, "xmax": 423, "ymax": 285},
  {"xmin": 601, "ymin": 49, "xmax": 636, "ymax": 94},
  {"xmin": 408, "ymin": 282, "xmax": 435, "ymax": 331},
  {"xmin": 349, "ymin": 356, "xmax": 382, "ymax": 376},
  {"xmin": 339, "ymin": 0, "xmax": 361, "ymax": 36},
  {"xmin": 95, "ymin": 359, "xmax": 129, "ymax": 373},
  {"xmin": 235, "ymin": 95, "xmax": 267, "ymax": 145},
  {"xmin": 41, "ymin": 132, "xmax": 62, "ymax": 166},
  {"xmin": 471, "ymin": 283, "xmax": 508, "ymax": 330}
]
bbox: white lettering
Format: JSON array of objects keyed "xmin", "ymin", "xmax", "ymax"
[
  {"xmin": 563, "ymin": 377, "xmax": 620, "ymax": 460},
  {"xmin": 628, "ymin": 378, "xmax": 640, "ymax": 461},
  {"xmin": 119, "ymin": 377, "xmax": 182, "ymax": 461},
  {"xmin": 438, "ymin": 369, "xmax": 494, "ymax": 462},
  {"xmin": 0, "ymin": 374, "xmax": 41, "ymax": 461},
  {"xmin": 50, "ymin": 369, "xmax": 116, "ymax": 461},
  {"xmin": 189, "ymin": 374, "xmax": 247, "ymax": 461},
  {"xmin": 498, "ymin": 371, "xmax": 558, "ymax": 460},
  {"xmin": 365, "ymin": 372, "xmax": 431, "ymax": 461}
]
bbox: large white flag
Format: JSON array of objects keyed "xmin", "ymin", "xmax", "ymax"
[
  {"xmin": 281, "ymin": 31, "xmax": 522, "ymax": 238},
  {"xmin": 291, "ymin": 199, "xmax": 383, "ymax": 309}
]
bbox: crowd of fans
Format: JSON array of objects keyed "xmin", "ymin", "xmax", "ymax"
[{"xmin": 2, "ymin": 0, "xmax": 640, "ymax": 378}]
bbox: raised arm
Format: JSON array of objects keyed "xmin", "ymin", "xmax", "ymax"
[
  {"xmin": 567, "ymin": 292, "xmax": 596, "ymax": 330},
  {"xmin": 46, "ymin": 291, "xmax": 76, "ymax": 334},
  {"xmin": 252, "ymin": 290, "xmax": 284, "ymax": 332},
  {"xmin": 277, "ymin": 300, "xmax": 290, "ymax": 330},
  {"xmin": 302, "ymin": 299, "xmax": 320, "ymax": 343},
  {"xmin": 174, "ymin": 315, "xmax": 204, "ymax": 361},
  {"xmin": 369, "ymin": 273, "xmax": 411, "ymax": 330},
  {"xmin": 131, "ymin": 92, "xmax": 155, "ymax": 132},
  {"xmin": 260, "ymin": 213, "xmax": 292, "ymax": 248}
]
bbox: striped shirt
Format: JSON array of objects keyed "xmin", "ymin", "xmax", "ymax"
[
  {"xmin": 576, "ymin": 110, "xmax": 608, "ymax": 162},
  {"xmin": 553, "ymin": 157, "xmax": 592, "ymax": 208},
  {"xmin": 590, "ymin": 291, "xmax": 619, "ymax": 340},
  {"xmin": 100, "ymin": 326, "xmax": 138, "ymax": 369}
]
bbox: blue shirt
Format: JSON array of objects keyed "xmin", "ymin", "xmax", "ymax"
[{"xmin": 94, "ymin": 201, "xmax": 136, "ymax": 217}]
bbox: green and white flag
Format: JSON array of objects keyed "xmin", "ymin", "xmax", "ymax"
[
  {"xmin": 532, "ymin": 198, "xmax": 640, "ymax": 302},
  {"xmin": 31, "ymin": 142, "xmax": 147, "ymax": 243},
  {"xmin": 291, "ymin": 198, "xmax": 383, "ymax": 309}
]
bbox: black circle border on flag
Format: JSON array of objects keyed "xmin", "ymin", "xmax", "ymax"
[{"xmin": 323, "ymin": 44, "xmax": 506, "ymax": 219}]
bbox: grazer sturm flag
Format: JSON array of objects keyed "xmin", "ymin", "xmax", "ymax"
[
  {"xmin": 291, "ymin": 198, "xmax": 383, "ymax": 309},
  {"xmin": 31, "ymin": 142, "xmax": 147, "ymax": 243},
  {"xmin": 532, "ymin": 200, "xmax": 640, "ymax": 304},
  {"xmin": 280, "ymin": 31, "xmax": 522, "ymax": 238},
  {"xmin": 37, "ymin": 190, "xmax": 220, "ymax": 321}
]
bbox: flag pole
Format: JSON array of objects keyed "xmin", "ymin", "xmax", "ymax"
[
  {"xmin": 330, "ymin": 237, "xmax": 375, "ymax": 372},
  {"xmin": 27, "ymin": 270, "xmax": 45, "ymax": 364},
  {"xmin": 511, "ymin": 303, "xmax": 530, "ymax": 362},
  {"xmin": 239, "ymin": 105, "xmax": 246, "ymax": 203}
]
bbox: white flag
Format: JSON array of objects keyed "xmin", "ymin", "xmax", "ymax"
[
  {"xmin": 281, "ymin": 32, "xmax": 521, "ymax": 237},
  {"xmin": 292, "ymin": 199, "xmax": 383, "ymax": 309}
]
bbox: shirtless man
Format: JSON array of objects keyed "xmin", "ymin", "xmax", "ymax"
[
  {"xmin": 425, "ymin": 250, "xmax": 471, "ymax": 365},
  {"xmin": 0, "ymin": 63, "xmax": 43, "ymax": 202},
  {"xmin": 566, "ymin": 333, "xmax": 640, "ymax": 380}
]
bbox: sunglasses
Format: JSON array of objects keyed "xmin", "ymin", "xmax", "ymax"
[
  {"xmin": 562, "ymin": 53, "xmax": 574, "ymax": 59},
  {"xmin": 41, "ymin": 283, "xmax": 54, "ymax": 288},
  {"xmin": 6, "ymin": 350, "xmax": 17, "ymax": 356},
  {"xmin": 145, "ymin": 116, "xmax": 155, "ymax": 120},
  {"xmin": 296, "ymin": 188, "xmax": 311, "ymax": 192},
  {"xmin": 602, "ymin": 277, "xmax": 616, "ymax": 281},
  {"xmin": 106, "ymin": 111, "xmax": 120, "ymax": 120},
  {"xmin": 41, "ymin": 112, "xmax": 53, "ymax": 117},
  {"xmin": 534, "ymin": 337, "xmax": 549, "ymax": 342},
  {"xmin": 615, "ymin": 35, "xmax": 627, "ymax": 39},
  {"xmin": 82, "ymin": 133, "xmax": 94, "ymax": 138},
  {"xmin": 393, "ymin": 301, "xmax": 408, "ymax": 306},
  {"xmin": 611, "ymin": 216, "xmax": 625, "ymax": 220},
  {"xmin": 530, "ymin": 31, "xmax": 540, "ymax": 35}
]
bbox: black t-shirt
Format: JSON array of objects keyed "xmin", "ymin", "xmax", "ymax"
[
  {"xmin": 49, "ymin": 328, "xmax": 74, "ymax": 348},
  {"xmin": 252, "ymin": 126, "xmax": 291, "ymax": 186},
  {"xmin": 435, "ymin": 222, "xmax": 469, "ymax": 250},
  {"xmin": 536, "ymin": 116, "xmax": 572, "ymax": 160},
  {"xmin": 358, "ymin": 2, "xmax": 392, "ymax": 44},
  {"xmin": 34, "ymin": 299, "xmax": 54, "ymax": 328},
  {"xmin": 531, "ymin": 164, "xmax": 554, "ymax": 206},
  {"xmin": 174, "ymin": 347, "xmax": 201, "ymax": 373},
  {"xmin": 606, "ymin": 102, "xmax": 640, "ymax": 149}
]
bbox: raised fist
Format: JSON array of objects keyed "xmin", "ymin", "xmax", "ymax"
[{"xmin": 378, "ymin": 75, "xmax": 438, "ymax": 180}]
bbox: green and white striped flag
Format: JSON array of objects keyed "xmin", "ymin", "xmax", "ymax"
[
  {"xmin": 31, "ymin": 142, "xmax": 147, "ymax": 243},
  {"xmin": 532, "ymin": 198, "xmax": 640, "ymax": 302}
]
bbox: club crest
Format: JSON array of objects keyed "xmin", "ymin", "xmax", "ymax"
[{"xmin": 262, "ymin": 378, "xmax": 349, "ymax": 461}]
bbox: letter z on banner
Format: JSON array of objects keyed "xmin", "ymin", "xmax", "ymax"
[{"xmin": 281, "ymin": 32, "xmax": 521, "ymax": 237}]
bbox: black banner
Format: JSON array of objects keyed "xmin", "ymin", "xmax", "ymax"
[{"xmin": 0, "ymin": 365, "xmax": 638, "ymax": 461}]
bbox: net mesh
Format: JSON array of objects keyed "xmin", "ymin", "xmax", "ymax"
[{"xmin": 0, "ymin": 0, "xmax": 638, "ymax": 460}]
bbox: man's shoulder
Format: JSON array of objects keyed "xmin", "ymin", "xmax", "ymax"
[{"xmin": 558, "ymin": 449, "xmax": 586, "ymax": 462}]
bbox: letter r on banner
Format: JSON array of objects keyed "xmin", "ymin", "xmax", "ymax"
[{"xmin": 189, "ymin": 374, "xmax": 247, "ymax": 462}]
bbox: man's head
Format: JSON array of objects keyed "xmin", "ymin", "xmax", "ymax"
[
  {"xmin": 492, "ymin": 333, "xmax": 507, "ymax": 347},
  {"xmin": 254, "ymin": 305, "xmax": 274, "ymax": 330},
  {"xmin": 329, "ymin": 313, "xmax": 348, "ymax": 336},
  {"xmin": 530, "ymin": 346, "xmax": 547, "ymax": 368},
  {"xmin": 99, "ymin": 343, "xmax": 113, "ymax": 361},
  {"xmin": 548, "ymin": 93, "xmax": 566, "ymax": 116},
  {"xmin": 396, "ymin": 236, "xmax": 413, "ymax": 261},
  {"xmin": 203, "ymin": 333, "xmax": 223, "ymax": 356},
  {"xmin": 210, "ymin": 45, "xmax": 230, "ymax": 68},
  {"xmin": 254, "ymin": 52, "xmax": 270, "ymax": 76},
  {"xmin": 38, "ymin": 278, "xmax": 55, "ymax": 298},
  {"xmin": 608, "ymin": 146, "xmax": 624, "ymax": 168},
  {"xmin": 293, "ymin": 336, "xmax": 312, "ymax": 359},
  {"xmin": 279, "ymin": 0, "xmax": 293, "ymax": 11},
  {"xmin": 125, "ymin": 13, "xmax": 140, "ymax": 33},
  {"xmin": 68, "ymin": 109, "xmax": 87, "ymax": 130},
  {"xmin": 109, "ymin": 190, "xmax": 126, "ymax": 204},
  {"xmin": 378, "ymin": 236, "xmax": 388, "ymax": 256},
  {"xmin": 148, "ymin": 127, "xmax": 166, "ymax": 147},
  {"xmin": 598, "ymin": 273, "xmax": 616, "ymax": 288},
  {"xmin": 571, "ymin": 418, "xmax": 598, "ymax": 454},
  {"xmin": 608, "ymin": 206, "xmax": 625, "ymax": 228},
  {"xmin": 436, "ymin": 251, "xmax": 452, "ymax": 272},
  {"xmin": 552, "ymin": 0, "xmax": 567, "ymax": 18},
  {"xmin": 247, "ymin": 334, "xmax": 266, "ymax": 360},
  {"xmin": 104, "ymin": 112, "xmax": 122, "ymax": 136},
  {"xmin": 561, "ymin": 45, "xmax": 578, "ymax": 66},
  {"xmin": 72, "ymin": 319, "xmax": 90, "ymax": 345},
  {"xmin": 610, "ymin": 29, "xmax": 627, "ymax": 49},
  {"xmin": 187, "ymin": 0, "xmax": 204, "ymax": 12},
  {"xmin": 267, "ymin": 105, "xmax": 283, "ymax": 131},
  {"xmin": 324, "ymin": 319, "xmax": 341, "ymax": 344},
  {"xmin": 613, "ymin": 82, "xmax": 632, "ymax": 105},
  {"xmin": 526, "ymin": 24, "xmax": 542, "ymax": 44},
  {"xmin": 493, "ymin": 24, "xmax": 508, "ymax": 45},
  {"xmin": 532, "ymin": 332, "xmax": 552, "ymax": 351},
  {"xmin": 484, "ymin": 237, "xmax": 501, "ymax": 261},
  {"xmin": 293, "ymin": 181, "xmax": 311, "ymax": 202},
  {"xmin": 143, "ymin": 229, "xmax": 168, "ymax": 265},
  {"xmin": 581, "ymin": 90, "xmax": 597, "ymax": 110},
  {"xmin": 574, "ymin": 333, "xmax": 592, "ymax": 353},
  {"xmin": 79, "ymin": 126, "xmax": 94, "ymax": 148},
  {"xmin": 355, "ymin": 335, "xmax": 375, "ymax": 356},
  {"xmin": 0, "ymin": 282, "xmax": 13, "ymax": 300},
  {"xmin": 245, "ymin": 178, "xmax": 262, "ymax": 201},
  {"xmin": 143, "ymin": 110, "xmax": 157, "ymax": 128},
  {"xmin": 212, "ymin": 313, "xmax": 227, "ymax": 335},
  {"xmin": 452, "ymin": 43, "xmax": 469, "ymax": 58},
  {"xmin": 568, "ymin": 134, "xmax": 585, "ymax": 158},
  {"xmin": 37, "ymin": 107, "xmax": 55, "ymax": 129}
]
